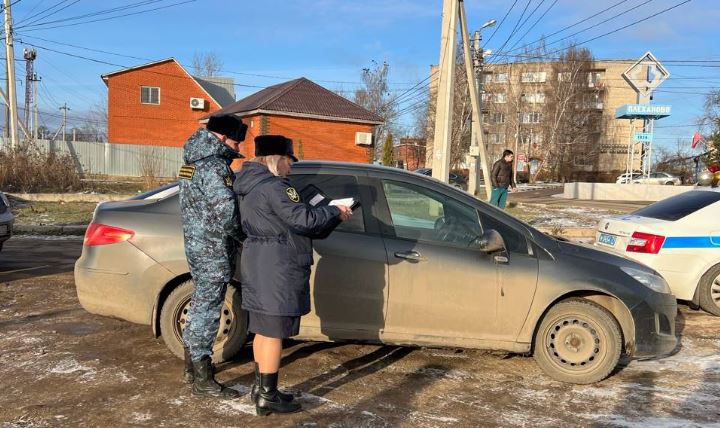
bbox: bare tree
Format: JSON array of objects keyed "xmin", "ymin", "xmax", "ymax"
[
  {"xmin": 354, "ymin": 61, "xmax": 399, "ymax": 162},
  {"xmin": 538, "ymin": 45, "xmax": 599, "ymax": 181},
  {"xmin": 191, "ymin": 52, "xmax": 224, "ymax": 77},
  {"xmin": 654, "ymin": 139, "xmax": 695, "ymax": 183}
]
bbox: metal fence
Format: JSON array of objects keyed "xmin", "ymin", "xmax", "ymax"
[{"xmin": 3, "ymin": 139, "xmax": 184, "ymax": 178}]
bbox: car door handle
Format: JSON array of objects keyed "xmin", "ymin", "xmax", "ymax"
[
  {"xmin": 494, "ymin": 255, "xmax": 509, "ymax": 264},
  {"xmin": 394, "ymin": 251, "xmax": 426, "ymax": 262}
]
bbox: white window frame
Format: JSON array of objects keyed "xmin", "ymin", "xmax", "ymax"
[
  {"xmin": 141, "ymin": 86, "xmax": 161, "ymax": 105},
  {"xmin": 493, "ymin": 93, "xmax": 507, "ymax": 104},
  {"xmin": 521, "ymin": 112, "xmax": 542, "ymax": 124},
  {"xmin": 521, "ymin": 71, "xmax": 547, "ymax": 83},
  {"xmin": 495, "ymin": 73, "xmax": 508, "ymax": 83}
]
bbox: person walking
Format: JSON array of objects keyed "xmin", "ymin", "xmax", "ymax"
[
  {"xmin": 234, "ymin": 135, "xmax": 352, "ymax": 416},
  {"xmin": 178, "ymin": 114, "xmax": 247, "ymax": 399},
  {"xmin": 489, "ymin": 149, "xmax": 517, "ymax": 209}
]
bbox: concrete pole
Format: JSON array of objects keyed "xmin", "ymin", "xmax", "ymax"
[
  {"xmin": 0, "ymin": 86, "xmax": 31, "ymax": 140},
  {"xmin": 459, "ymin": 2, "xmax": 492, "ymax": 199},
  {"xmin": 4, "ymin": 0, "xmax": 19, "ymax": 149},
  {"xmin": 33, "ymin": 75, "xmax": 39, "ymax": 140},
  {"xmin": 431, "ymin": 0, "xmax": 458, "ymax": 184},
  {"xmin": 468, "ymin": 30, "xmax": 482, "ymax": 196}
]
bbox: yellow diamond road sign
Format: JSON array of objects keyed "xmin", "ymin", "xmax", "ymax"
[{"xmin": 622, "ymin": 51, "xmax": 669, "ymax": 96}]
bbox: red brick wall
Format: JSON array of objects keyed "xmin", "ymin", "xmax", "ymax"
[
  {"xmin": 107, "ymin": 60, "xmax": 222, "ymax": 147},
  {"xmin": 259, "ymin": 115, "xmax": 373, "ymax": 164}
]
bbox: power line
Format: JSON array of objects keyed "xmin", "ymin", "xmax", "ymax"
[
  {"xmin": 16, "ymin": 0, "xmax": 198, "ymax": 32},
  {"xmin": 505, "ymin": 0, "xmax": 560, "ymax": 54},
  {"xmin": 491, "ymin": 0, "xmax": 533, "ymax": 63},
  {"xmin": 19, "ymin": 0, "xmax": 79, "ymax": 28},
  {"xmin": 484, "ymin": 0, "xmax": 519, "ymax": 46},
  {"xmin": 18, "ymin": 0, "xmax": 167, "ymax": 28}
]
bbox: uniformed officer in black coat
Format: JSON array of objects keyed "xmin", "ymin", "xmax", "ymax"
[{"xmin": 234, "ymin": 135, "xmax": 352, "ymax": 416}]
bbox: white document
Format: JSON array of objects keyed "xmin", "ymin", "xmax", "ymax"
[{"xmin": 329, "ymin": 197, "xmax": 355, "ymax": 207}]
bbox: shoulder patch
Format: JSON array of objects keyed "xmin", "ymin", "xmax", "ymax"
[
  {"xmin": 286, "ymin": 187, "xmax": 301, "ymax": 203},
  {"xmin": 179, "ymin": 165, "xmax": 195, "ymax": 180},
  {"xmin": 224, "ymin": 175, "xmax": 234, "ymax": 187}
]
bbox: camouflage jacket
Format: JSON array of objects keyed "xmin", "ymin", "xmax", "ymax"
[{"xmin": 178, "ymin": 128, "xmax": 243, "ymax": 247}]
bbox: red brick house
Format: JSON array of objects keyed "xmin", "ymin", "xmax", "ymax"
[
  {"xmin": 207, "ymin": 77, "xmax": 383, "ymax": 164},
  {"xmin": 102, "ymin": 58, "xmax": 235, "ymax": 147},
  {"xmin": 394, "ymin": 138, "xmax": 427, "ymax": 170}
]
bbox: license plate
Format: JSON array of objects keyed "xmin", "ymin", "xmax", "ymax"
[
  {"xmin": 0, "ymin": 225, "xmax": 7, "ymax": 236},
  {"xmin": 598, "ymin": 233, "xmax": 617, "ymax": 246}
]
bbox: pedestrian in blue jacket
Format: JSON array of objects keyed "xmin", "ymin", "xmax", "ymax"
[
  {"xmin": 234, "ymin": 135, "xmax": 352, "ymax": 415},
  {"xmin": 178, "ymin": 114, "xmax": 247, "ymax": 399}
]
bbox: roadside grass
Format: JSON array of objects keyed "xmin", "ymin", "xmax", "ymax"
[{"xmin": 11, "ymin": 200, "xmax": 96, "ymax": 225}]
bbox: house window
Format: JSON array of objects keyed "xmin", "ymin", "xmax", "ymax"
[
  {"xmin": 141, "ymin": 86, "xmax": 160, "ymax": 105},
  {"xmin": 520, "ymin": 72, "xmax": 547, "ymax": 83},
  {"xmin": 520, "ymin": 133, "xmax": 543, "ymax": 145},
  {"xmin": 522, "ymin": 92, "xmax": 545, "ymax": 104},
  {"xmin": 588, "ymin": 71, "xmax": 604, "ymax": 88},
  {"xmin": 488, "ymin": 133, "xmax": 506, "ymax": 145},
  {"xmin": 558, "ymin": 72, "xmax": 572, "ymax": 82},
  {"xmin": 493, "ymin": 93, "xmax": 507, "ymax": 104},
  {"xmin": 493, "ymin": 113, "xmax": 506, "ymax": 124},
  {"xmin": 481, "ymin": 93, "xmax": 492, "ymax": 103},
  {"xmin": 520, "ymin": 112, "xmax": 542, "ymax": 124},
  {"xmin": 482, "ymin": 73, "xmax": 493, "ymax": 83},
  {"xmin": 495, "ymin": 73, "xmax": 508, "ymax": 83}
]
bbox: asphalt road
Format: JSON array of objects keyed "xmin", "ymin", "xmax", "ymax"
[{"xmin": 1, "ymin": 238, "xmax": 719, "ymax": 427}]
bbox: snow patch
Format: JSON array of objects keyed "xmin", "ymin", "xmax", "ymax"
[
  {"xmin": 49, "ymin": 358, "xmax": 95, "ymax": 379},
  {"xmin": 131, "ymin": 412, "xmax": 152, "ymax": 422}
]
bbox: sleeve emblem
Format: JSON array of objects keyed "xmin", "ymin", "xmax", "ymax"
[
  {"xmin": 224, "ymin": 175, "xmax": 234, "ymax": 187},
  {"xmin": 178, "ymin": 165, "xmax": 195, "ymax": 180},
  {"xmin": 286, "ymin": 187, "xmax": 301, "ymax": 203}
]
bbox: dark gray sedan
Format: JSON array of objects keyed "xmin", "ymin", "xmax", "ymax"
[{"xmin": 75, "ymin": 162, "xmax": 677, "ymax": 384}]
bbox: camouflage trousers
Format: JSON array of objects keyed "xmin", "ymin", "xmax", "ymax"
[{"xmin": 183, "ymin": 279, "xmax": 227, "ymax": 362}]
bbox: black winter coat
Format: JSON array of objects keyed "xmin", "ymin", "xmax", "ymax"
[
  {"xmin": 491, "ymin": 159, "xmax": 516, "ymax": 189},
  {"xmin": 234, "ymin": 162, "xmax": 341, "ymax": 316}
]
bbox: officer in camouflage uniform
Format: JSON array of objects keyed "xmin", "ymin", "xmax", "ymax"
[{"xmin": 178, "ymin": 114, "xmax": 247, "ymax": 399}]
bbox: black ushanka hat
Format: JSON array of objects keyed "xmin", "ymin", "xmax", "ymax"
[{"xmin": 254, "ymin": 135, "xmax": 298, "ymax": 161}]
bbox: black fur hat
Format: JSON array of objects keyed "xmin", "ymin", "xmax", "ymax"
[
  {"xmin": 207, "ymin": 114, "xmax": 248, "ymax": 142},
  {"xmin": 255, "ymin": 135, "xmax": 298, "ymax": 161}
]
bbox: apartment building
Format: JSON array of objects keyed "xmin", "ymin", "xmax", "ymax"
[{"xmin": 429, "ymin": 59, "xmax": 639, "ymax": 180}]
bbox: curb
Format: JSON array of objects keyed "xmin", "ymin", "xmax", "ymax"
[
  {"xmin": 14, "ymin": 224, "xmax": 87, "ymax": 236},
  {"xmin": 537, "ymin": 227, "xmax": 596, "ymax": 239},
  {"xmin": 8, "ymin": 193, "xmax": 135, "ymax": 203}
]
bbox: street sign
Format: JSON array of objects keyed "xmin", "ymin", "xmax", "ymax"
[
  {"xmin": 633, "ymin": 132, "xmax": 653, "ymax": 142},
  {"xmin": 622, "ymin": 51, "xmax": 670, "ymax": 98},
  {"xmin": 615, "ymin": 104, "xmax": 671, "ymax": 119}
]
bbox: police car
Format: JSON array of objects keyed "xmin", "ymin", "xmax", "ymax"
[{"xmin": 596, "ymin": 189, "xmax": 720, "ymax": 315}]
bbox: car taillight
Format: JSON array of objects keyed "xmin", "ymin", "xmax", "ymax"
[
  {"xmin": 626, "ymin": 232, "xmax": 665, "ymax": 254},
  {"xmin": 84, "ymin": 224, "xmax": 135, "ymax": 246}
]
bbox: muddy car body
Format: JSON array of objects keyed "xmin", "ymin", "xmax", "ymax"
[
  {"xmin": 0, "ymin": 192, "xmax": 14, "ymax": 251},
  {"xmin": 75, "ymin": 162, "xmax": 677, "ymax": 384}
]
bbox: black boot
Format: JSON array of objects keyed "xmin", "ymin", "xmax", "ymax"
[
  {"xmin": 183, "ymin": 347, "xmax": 194, "ymax": 384},
  {"xmin": 191, "ymin": 356, "xmax": 240, "ymax": 399},
  {"xmin": 250, "ymin": 363, "xmax": 294, "ymax": 404},
  {"xmin": 256, "ymin": 372, "xmax": 301, "ymax": 416}
]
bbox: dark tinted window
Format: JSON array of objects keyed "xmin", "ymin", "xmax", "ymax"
[
  {"xmin": 477, "ymin": 211, "xmax": 528, "ymax": 254},
  {"xmin": 289, "ymin": 174, "xmax": 365, "ymax": 233},
  {"xmin": 633, "ymin": 191, "xmax": 720, "ymax": 221}
]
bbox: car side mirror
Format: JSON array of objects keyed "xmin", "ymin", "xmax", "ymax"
[{"xmin": 476, "ymin": 229, "xmax": 506, "ymax": 253}]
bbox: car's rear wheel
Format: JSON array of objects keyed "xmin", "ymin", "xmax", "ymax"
[
  {"xmin": 533, "ymin": 299, "xmax": 622, "ymax": 384},
  {"xmin": 697, "ymin": 264, "xmax": 720, "ymax": 316},
  {"xmin": 665, "ymin": 181, "xmax": 675, "ymax": 185},
  {"xmin": 159, "ymin": 280, "xmax": 248, "ymax": 363}
]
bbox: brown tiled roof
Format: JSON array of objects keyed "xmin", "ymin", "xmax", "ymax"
[{"xmin": 208, "ymin": 78, "xmax": 384, "ymax": 124}]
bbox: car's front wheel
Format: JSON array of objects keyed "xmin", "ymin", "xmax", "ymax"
[
  {"xmin": 665, "ymin": 181, "xmax": 675, "ymax": 185},
  {"xmin": 159, "ymin": 280, "xmax": 248, "ymax": 363},
  {"xmin": 533, "ymin": 299, "xmax": 622, "ymax": 384},
  {"xmin": 697, "ymin": 264, "xmax": 720, "ymax": 316}
]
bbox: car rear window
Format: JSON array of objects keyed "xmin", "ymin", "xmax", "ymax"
[
  {"xmin": 632, "ymin": 191, "xmax": 720, "ymax": 221},
  {"xmin": 130, "ymin": 182, "xmax": 179, "ymax": 200}
]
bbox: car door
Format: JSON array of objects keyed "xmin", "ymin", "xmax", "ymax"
[
  {"xmin": 288, "ymin": 172, "xmax": 388, "ymax": 342},
  {"xmin": 375, "ymin": 179, "xmax": 506, "ymax": 347}
]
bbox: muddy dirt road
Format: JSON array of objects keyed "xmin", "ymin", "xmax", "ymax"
[{"xmin": 1, "ymin": 238, "xmax": 719, "ymax": 427}]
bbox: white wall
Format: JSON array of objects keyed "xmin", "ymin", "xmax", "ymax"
[{"xmin": 563, "ymin": 182, "xmax": 695, "ymax": 201}]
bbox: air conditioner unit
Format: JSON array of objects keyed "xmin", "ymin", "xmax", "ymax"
[
  {"xmin": 190, "ymin": 97, "xmax": 206, "ymax": 110},
  {"xmin": 355, "ymin": 132, "xmax": 373, "ymax": 146}
]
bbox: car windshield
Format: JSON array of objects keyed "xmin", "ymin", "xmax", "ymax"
[{"xmin": 632, "ymin": 190, "xmax": 720, "ymax": 221}]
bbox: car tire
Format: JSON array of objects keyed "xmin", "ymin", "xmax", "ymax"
[
  {"xmin": 665, "ymin": 181, "xmax": 675, "ymax": 186},
  {"xmin": 697, "ymin": 264, "xmax": 720, "ymax": 317},
  {"xmin": 159, "ymin": 280, "xmax": 248, "ymax": 363},
  {"xmin": 533, "ymin": 299, "xmax": 622, "ymax": 384}
]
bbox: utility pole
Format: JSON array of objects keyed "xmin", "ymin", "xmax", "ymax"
[
  {"xmin": 458, "ymin": 2, "xmax": 493, "ymax": 199},
  {"xmin": 23, "ymin": 48, "xmax": 36, "ymax": 140},
  {"xmin": 4, "ymin": 0, "xmax": 20, "ymax": 149},
  {"xmin": 60, "ymin": 103, "xmax": 70, "ymax": 143},
  {"xmin": 468, "ymin": 19, "xmax": 494, "ymax": 197},
  {"xmin": 431, "ymin": 0, "xmax": 459, "ymax": 184},
  {"xmin": 33, "ymin": 74, "xmax": 40, "ymax": 140}
]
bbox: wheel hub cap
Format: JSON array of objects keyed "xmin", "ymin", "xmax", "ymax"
[
  {"xmin": 711, "ymin": 274, "xmax": 720, "ymax": 306},
  {"xmin": 546, "ymin": 317, "xmax": 601, "ymax": 369},
  {"xmin": 176, "ymin": 299, "xmax": 234, "ymax": 346}
]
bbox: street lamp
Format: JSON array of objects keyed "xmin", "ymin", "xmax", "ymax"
[{"xmin": 481, "ymin": 18, "xmax": 497, "ymax": 29}]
